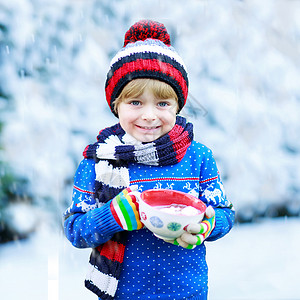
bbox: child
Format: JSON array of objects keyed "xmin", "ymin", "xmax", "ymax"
[{"xmin": 64, "ymin": 20, "xmax": 235, "ymax": 300}]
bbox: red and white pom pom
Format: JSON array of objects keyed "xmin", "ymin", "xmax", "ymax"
[{"xmin": 123, "ymin": 19, "xmax": 171, "ymax": 47}]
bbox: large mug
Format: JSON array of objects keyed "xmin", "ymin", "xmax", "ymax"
[{"xmin": 132, "ymin": 189, "xmax": 206, "ymax": 240}]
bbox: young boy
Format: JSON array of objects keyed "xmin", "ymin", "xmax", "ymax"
[{"xmin": 64, "ymin": 20, "xmax": 235, "ymax": 300}]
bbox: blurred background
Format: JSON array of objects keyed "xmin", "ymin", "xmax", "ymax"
[{"xmin": 0, "ymin": 0, "xmax": 299, "ymax": 299}]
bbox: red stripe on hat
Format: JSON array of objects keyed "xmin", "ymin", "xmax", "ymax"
[
  {"xmin": 97, "ymin": 240, "xmax": 126, "ymax": 263},
  {"xmin": 106, "ymin": 59, "xmax": 188, "ymax": 106}
]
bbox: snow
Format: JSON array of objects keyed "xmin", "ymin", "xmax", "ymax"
[
  {"xmin": 3, "ymin": 202, "xmax": 37, "ymax": 235},
  {"xmin": 1, "ymin": 0, "xmax": 300, "ymax": 225},
  {"xmin": 1, "ymin": 0, "xmax": 300, "ymax": 297},
  {"xmin": 206, "ymin": 218, "xmax": 300, "ymax": 299},
  {"xmin": 0, "ymin": 218, "xmax": 299, "ymax": 300}
]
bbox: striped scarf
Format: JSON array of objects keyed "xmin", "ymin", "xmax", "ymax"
[{"xmin": 83, "ymin": 116, "xmax": 193, "ymax": 299}]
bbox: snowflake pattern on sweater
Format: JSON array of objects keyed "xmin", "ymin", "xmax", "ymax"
[{"xmin": 64, "ymin": 141, "xmax": 235, "ymax": 299}]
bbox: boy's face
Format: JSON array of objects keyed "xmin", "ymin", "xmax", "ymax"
[{"xmin": 117, "ymin": 88, "xmax": 178, "ymax": 143}]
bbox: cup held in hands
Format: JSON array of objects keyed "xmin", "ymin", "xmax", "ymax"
[{"xmin": 135, "ymin": 189, "xmax": 206, "ymax": 240}]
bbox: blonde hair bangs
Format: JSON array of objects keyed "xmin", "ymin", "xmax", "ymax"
[{"xmin": 113, "ymin": 79, "xmax": 178, "ymax": 115}]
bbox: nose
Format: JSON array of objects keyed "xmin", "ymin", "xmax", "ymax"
[{"xmin": 141, "ymin": 105, "xmax": 157, "ymax": 121}]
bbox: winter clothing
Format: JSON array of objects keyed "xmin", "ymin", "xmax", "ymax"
[
  {"xmin": 77, "ymin": 116, "xmax": 193, "ymax": 298},
  {"xmin": 166, "ymin": 206, "xmax": 216, "ymax": 249},
  {"xmin": 64, "ymin": 19, "xmax": 235, "ymax": 300},
  {"xmin": 64, "ymin": 117, "xmax": 235, "ymax": 299},
  {"xmin": 105, "ymin": 20, "xmax": 188, "ymax": 116},
  {"xmin": 110, "ymin": 187, "xmax": 143, "ymax": 231}
]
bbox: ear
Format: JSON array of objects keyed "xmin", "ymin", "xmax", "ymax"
[{"xmin": 112, "ymin": 100, "xmax": 119, "ymax": 117}]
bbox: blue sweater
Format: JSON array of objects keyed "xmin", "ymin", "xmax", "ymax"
[{"xmin": 64, "ymin": 141, "xmax": 235, "ymax": 299}]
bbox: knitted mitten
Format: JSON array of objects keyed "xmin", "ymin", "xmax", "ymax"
[
  {"xmin": 110, "ymin": 186, "xmax": 143, "ymax": 231},
  {"xmin": 164, "ymin": 206, "xmax": 215, "ymax": 249}
]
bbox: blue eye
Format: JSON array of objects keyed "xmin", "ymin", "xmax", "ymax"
[
  {"xmin": 158, "ymin": 102, "xmax": 168, "ymax": 107},
  {"xmin": 130, "ymin": 100, "xmax": 140, "ymax": 106}
]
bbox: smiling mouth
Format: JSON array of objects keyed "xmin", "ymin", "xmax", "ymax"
[{"xmin": 136, "ymin": 125, "xmax": 160, "ymax": 130}]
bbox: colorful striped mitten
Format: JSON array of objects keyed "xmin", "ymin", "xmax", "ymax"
[
  {"xmin": 164, "ymin": 206, "xmax": 216, "ymax": 249},
  {"xmin": 110, "ymin": 186, "xmax": 143, "ymax": 231}
]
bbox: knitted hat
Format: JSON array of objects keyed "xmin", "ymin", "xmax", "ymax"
[{"xmin": 105, "ymin": 20, "xmax": 189, "ymax": 116}]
